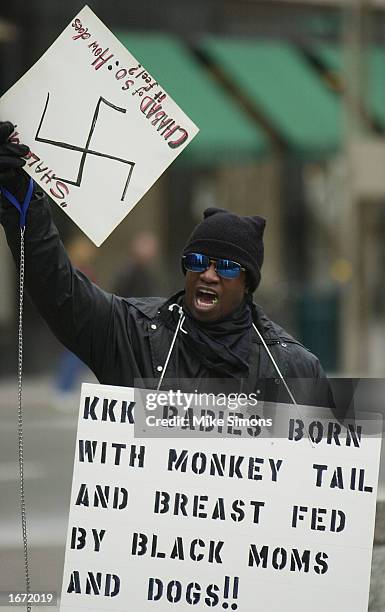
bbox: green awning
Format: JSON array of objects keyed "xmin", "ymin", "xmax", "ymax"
[
  {"xmin": 116, "ymin": 33, "xmax": 267, "ymax": 163},
  {"xmin": 202, "ymin": 38, "xmax": 343, "ymax": 155},
  {"xmin": 314, "ymin": 44, "xmax": 385, "ymax": 129}
]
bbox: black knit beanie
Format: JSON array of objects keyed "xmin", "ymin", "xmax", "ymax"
[{"xmin": 182, "ymin": 207, "xmax": 266, "ymax": 291}]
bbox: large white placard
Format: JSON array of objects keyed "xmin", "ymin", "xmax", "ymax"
[
  {"xmin": 60, "ymin": 383, "xmax": 382, "ymax": 612},
  {"xmin": 0, "ymin": 6, "xmax": 199, "ymax": 246}
]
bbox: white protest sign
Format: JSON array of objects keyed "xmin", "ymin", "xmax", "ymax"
[
  {"xmin": 59, "ymin": 383, "xmax": 382, "ymax": 612},
  {"xmin": 0, "ymin": 6, "xmax": 199, "ymax": 246}
]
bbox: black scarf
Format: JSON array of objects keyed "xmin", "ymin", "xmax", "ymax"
[{"xmin": 161, "ymin": 292, "xmax": 253, "ymax": 378}]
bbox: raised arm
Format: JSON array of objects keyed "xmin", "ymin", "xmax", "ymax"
[{"xmin": 0, "ymin": 121, "xmax": 114, "ymax": 379}]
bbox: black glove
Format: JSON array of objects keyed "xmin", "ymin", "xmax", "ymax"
[{"xmin": 0, "ymin": 121, "xmax": 30, "ymax": 200}]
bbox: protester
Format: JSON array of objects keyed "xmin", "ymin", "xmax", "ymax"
[{"xmin": 0, "ymin": 121, "xmax": 334, "ymax": 409}]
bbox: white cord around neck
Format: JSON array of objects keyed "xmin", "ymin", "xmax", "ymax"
[
  {"xmin": 252, "ymin": 322, "xmax": 297, "ymax": 405},
  {"xmin": 253, "ymin": 322, "xmax": 315, "ymax": 448},
  {"xmin": 156, "ymin": 308, "xmax": 314, "ymax": 448},
  {"xmin": 156, "ymin": 307, "xmax": 298, "ymax": 402},
  {"xmin": 156, "ymin": 304, "xmax": 185, "ymax": 391}
]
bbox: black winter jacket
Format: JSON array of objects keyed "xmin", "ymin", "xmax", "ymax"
[{"xmin": 1, "ymin": 189, "xmax": 330, "ymax": 406}]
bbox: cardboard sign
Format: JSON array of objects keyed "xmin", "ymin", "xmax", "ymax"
[
  {"xmin": 0, "ymin": 6, "xmax": 198, "ymax": 245},
  {"xmin": 59, "ymin": 383, "xmax": 382, "ymax": 612}
]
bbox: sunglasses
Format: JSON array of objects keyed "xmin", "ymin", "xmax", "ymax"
[{"xmin": 183, "ymin": 253, "xmax": 245, "ymax": 279}]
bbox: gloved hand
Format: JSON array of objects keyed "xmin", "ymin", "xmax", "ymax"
[{"xmin": 0, "ymin": 121, "xmax": 30, "ymax": 200}]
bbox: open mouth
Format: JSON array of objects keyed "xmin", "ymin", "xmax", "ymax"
[{"xmin": 194, "ymin": 288, "xmax": 219, "ymax": 310}]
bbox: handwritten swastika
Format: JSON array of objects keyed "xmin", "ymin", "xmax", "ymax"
[{"xmin": 35, "ymin": 93, "xmax": 135, "ymax": 201}]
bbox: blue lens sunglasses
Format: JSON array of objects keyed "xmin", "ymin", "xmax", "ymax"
[{"xmin": 182, "ymin": 252, "xmax": 245, "ymax": 279}]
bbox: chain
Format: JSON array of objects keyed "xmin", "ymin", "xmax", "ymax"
[{"xmin": 18, "ymin": 226, "xmax": 31, "ymax": 612}]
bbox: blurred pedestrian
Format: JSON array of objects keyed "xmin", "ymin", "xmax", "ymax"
[{"xmin": 113, "ymin": 230, "xmax": 162, "ymax": 297}]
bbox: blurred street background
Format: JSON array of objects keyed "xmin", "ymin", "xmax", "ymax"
[{"xmin": 0, "ymin": 0, "xmax": 385, "ymax": 609}]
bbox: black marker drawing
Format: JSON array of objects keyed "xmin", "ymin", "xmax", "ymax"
[{"xmin": 35, "ymin": 93, "xmax": 135, "ymax": 201}]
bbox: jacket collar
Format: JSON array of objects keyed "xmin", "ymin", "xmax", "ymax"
[
  {"xmin": 127, "ymin": 291, "xmax": 295, "ymax": 345},
  {"xmin": 252, "ymin": 303, "xmax": 281, "ymax": 342},
  {"xmin": 125, "ymin": 295, "xmax": 168, "ymax": 318}
]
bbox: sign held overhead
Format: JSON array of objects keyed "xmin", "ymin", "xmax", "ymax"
[{"xmin": 0, "ymin": 5, "xmax": 199, "ymax": 245}]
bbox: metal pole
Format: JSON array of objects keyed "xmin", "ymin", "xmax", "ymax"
[{"xmin": 340, "ymin": 0, "xmax": 371, "ymax": 373}]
